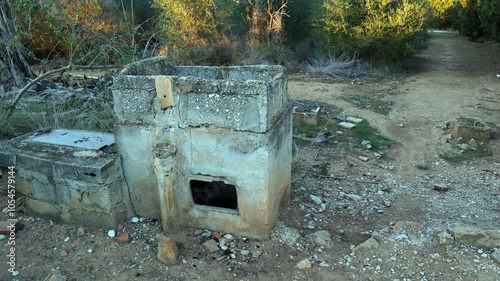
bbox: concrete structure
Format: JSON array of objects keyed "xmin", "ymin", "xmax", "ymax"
[
  {"xmin": 0, "ymin": 57, "xmax": 292, "ymax": 238},
  {"xmin": 0, "ymin": 129, "xmax": 132, "ymax": 228},
  {"xmin": 450, "ymin": 117, "xmax": 490, "ymax": 141},
  {"xmin": 112, "ymin": 57, "xmax": 292, "ymax": 238}
]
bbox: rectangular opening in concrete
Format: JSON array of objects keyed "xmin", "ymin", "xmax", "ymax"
[{"xmin": 190, "ymin": 180, "xmax": 238, "ymax": 210}]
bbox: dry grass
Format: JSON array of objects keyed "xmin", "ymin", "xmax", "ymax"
[{"xmin": 306, "ymin": 53, "xmax": 366, "ymax": 78}]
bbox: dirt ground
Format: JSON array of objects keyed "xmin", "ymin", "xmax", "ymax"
[{"xmin": 0, "ymin": 32, "xmax": 499, "ymax": 280}]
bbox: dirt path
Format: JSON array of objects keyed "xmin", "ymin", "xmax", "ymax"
[
  {"xmin": 0, "ymin": 32, "xmax": 499, "ymax": 281},
  {"xmin": 289, "ymin": 32, "xmax": 500, "ymax": 177}
]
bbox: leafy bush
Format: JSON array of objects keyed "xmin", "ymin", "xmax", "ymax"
[
  {"xmin": 429, "ymin": 0, "xmax": 499, "ymax": 41},
  {"xmin": 428, "ymin": 0, "xmax": 459, "ymax": 28},
  {"xmin": 315, "ymin": 0, "xmax": 429, "ymax": 65}
]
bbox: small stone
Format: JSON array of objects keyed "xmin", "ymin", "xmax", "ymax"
[
  {"xmin": 221, "ymin": 245, "xmax": 228, "ymax": 251},
  {"xmin": 64, "ymin": 237, "xmax": 70, "ymax": 242},
  {"xmin": 130, "ymin": 217, "xmax": 139, "ymax": 223},
  {"xmin": 12, "ymin": 271, "xmax": 19, "ymax": 277},
  {"xmin": 60, "ymin": 250, "xmax": 68, "ymax": 257},
  {"xmin": 0, "ymin": 234, "xmax": 6, "ymax": 240},
  {"xmin": 306, "ymin": 230, "xmax": 332, "ymax": 245},
  {"xmin": 2, "ymin": 207, "xmax": 7, "ymax": 214},
  {"xmin": 319, "ymin": 261, "xmax": 330, "ymax": 267},
  {"xmin": 43, "ymin": 269, "xmax": 66, "ymax": 281},
  {"xmin": 223, "ymin": 234, "xmax": 234, "ymax": 240},
  {"xmin": 374, "ymin": 152, "xmax": 382, "ymax": 158},
  {"xmin": 88, "ymin": 249, "xmax": 93, "ymax": 253},
  {"xmin": 295, "ymin": 258, "xmax": 312, "ymax": 269},
  {"xmin": 77, "ymin": 227, "xmax": 85, "ymax": 236},
  {"xmin": 193, "ymin": 229, "xmax": 202, "ymax": 236},
  {"xmin": 399, "ymin": 123, "xmax": 404, "ymax": 128},
  {"xmin": 117, "ymin": 232, "xmax": 130, "ymax": 243},
  {"xmin": 310, "ymin": 194, "xmax": 323, "ymax": 205},
  {"xmin": 468, "ymin": 139, "xmax": 478, "ymax": 148},
  {"xmin": 433, "ymin": 184, "xmax": 450, "ymax": 192},
  {"xmin": 107, "ymin": 230, "xmax": 115, "ymax": 238},
  {"xmin": 382, "ymin": 200, "xmax": 392, "ymax": 207},
  {"xmin": 365, "ymin": 144, "xmax": 373, "ymax": 150},
  {"xmin": 345, "ymin": 194, "xmax": 363, "ymax": 201},
  {"xmin": 212, "ymin": 231, "xmax": 221, "ymax": 240},
  {"xmin": 202, "ymin": 239, "xmax": 220, "ymax": 254},
  {"xmin": 241, "ymin": 250, "xmax": 250, "ymax": 256},
  {"xmin": 358, "ymin": 156, "xmax": 369, "ymax": 162},
  {"xmin": 158, "ymin": 237, "xmax": 179, "ymax": 264},
  {"xmin": 437, "ymin": 231, "xmax": 454, "ymax": 245}
]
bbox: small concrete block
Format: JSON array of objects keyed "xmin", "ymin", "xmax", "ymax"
[
  {"xmin": 158, "ymin": 237, "xmax": 179, "ymax": 264},
  {"xmin": 338, "ymin": 122, "xmax": 356, "ymax": 129},
  {"xmin": 450, "ymin": 117, "xmax": 490, "ymax": 141},
  {"xmin": 202, "ymin": 239, "xmax": 220, "ymax": 254},
  {"xmin": 155, "ymin": 76, "xmax": 175, "ymax": 109}
]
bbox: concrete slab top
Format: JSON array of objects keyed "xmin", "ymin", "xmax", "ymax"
[{"xmin": 30, "ymin": 129, "xmax": 114, "ymax": 150}]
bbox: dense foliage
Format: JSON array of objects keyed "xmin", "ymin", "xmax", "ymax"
[
  {"xmin": 5, "ymin": 0, "xmax": 497, "ymax": 72},
  {"xmin": 315, "ymin": 0, "xmax": 429, "ymax": 65},
  {"xmin": 429, "ymin": 0, "xmax": 500, "ymax": 41}
]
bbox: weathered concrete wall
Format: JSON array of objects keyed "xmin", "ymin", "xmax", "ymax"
[
  {"xmin": 0, "ymin": 131, "xmax": 132, "ymax": 229},
  {"xmin": 112, "ymin": 57, "xmax": 292, "ymax": 238}
]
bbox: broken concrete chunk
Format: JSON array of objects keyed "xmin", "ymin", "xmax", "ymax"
[
  {"xmin": 202, "ymin": 239, "xmax": 220, "ymax": 254},
  {"xmin": 338, "ymin": 121, "xmax": 356, "ymax": 129},
  {"xmin": 295, "ymin": 258, "xmax": 312, "ymax": 269}
]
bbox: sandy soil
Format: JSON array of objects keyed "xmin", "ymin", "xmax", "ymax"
[{"xmin": 0, "ymin": 32, "xmax": 499, "ymax": 281}]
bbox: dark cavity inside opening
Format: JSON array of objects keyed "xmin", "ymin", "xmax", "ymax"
[{"xmin": 190, "ymin": 180, "xmax": 238, "ymax": 210}]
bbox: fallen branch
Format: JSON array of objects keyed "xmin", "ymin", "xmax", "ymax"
[
  {"xmin": 3, "ymin": 64, "xmax": 73, "ymax": 121},
  {"xmin": 392, "ymin": 138, "xmax": 409, "ymax": 151}
]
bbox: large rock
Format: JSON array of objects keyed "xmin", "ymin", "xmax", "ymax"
[
  {"xmin": 157, "ymin": 237, "xmax": 179, "ymax": 264},
  {"xmin": 448, "ymin": 223, "xmax": 500, "ymax": 248},
  {"xmin": 353, "ymin": 238, "xmax": 379, "ymax": 253}
]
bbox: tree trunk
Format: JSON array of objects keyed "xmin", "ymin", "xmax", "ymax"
[{"xmin": 0, "ymin": 0, "xmax": 34, "ymax": 86}]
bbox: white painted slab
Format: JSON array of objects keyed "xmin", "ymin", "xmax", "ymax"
[{"xmin": 31, "ymin": 129, "xmax": 114, "ymax": 150}]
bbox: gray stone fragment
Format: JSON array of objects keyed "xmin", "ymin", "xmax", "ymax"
[
  {"xmin": 306, "ymin": 230, "xmax": 332, "ymax": 245},
  {"xmin": 310, "ymin": 194, "xmax": 323, "ymax": 205}
]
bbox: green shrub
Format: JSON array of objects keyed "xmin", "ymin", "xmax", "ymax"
[{"xmin": 315, "ymin": 0, "xmax": 429, "ymax": 65}]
